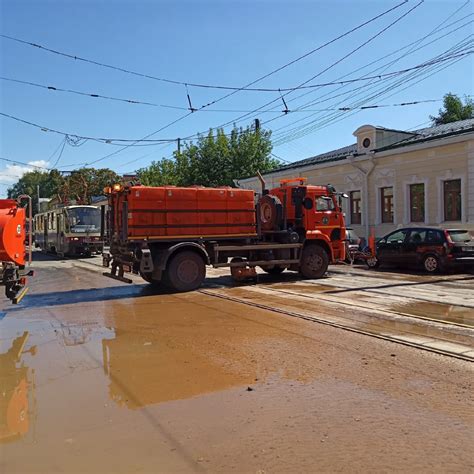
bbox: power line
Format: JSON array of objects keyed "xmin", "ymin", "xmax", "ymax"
[
  {"xmin": 0, "ymin": 156, "xmax": 53, "ymax": 171},
  {"xmin": 182, "ymin": 0, "xmax": 426, "ymax": 140},
  {"xmin": 271, "ymin": 47, "xmax": 471, "ymax": 142},
  {"xmin": 0, "ymin": 111, "xmax": 179, "ymax": 144},
  {"xmin": 0, "ymin": 1, "xmax": 408, "ymax": 96},
  {"xmin": 0, "ymin": 80, "xmax": 445, "ymax": 117},
  {"xmin": 0, "ymin": 76, "xmax": 188, "ymax": 110},
  {"xmin": 52, "ymin": 137, "xmax": 67, "ymax": 168},
  {"xmin": 263, "ymin": 16, "xmax": 474, "ymax": 144},
  {"xmin": 0, "ymin": 1, "xmax": 419, "ymax": 169},
  {"xmin": 3, "ymin": 55, "xmax": 466, "ymax": 111},
  {"xmin": 273, "ymin": 45, "xmax": 472, "ymax": 145},
  {"xmin": 280, "ymin": 7, "xmax": 472, "ymax": 110}
]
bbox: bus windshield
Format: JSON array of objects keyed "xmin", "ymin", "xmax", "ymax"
[{"xmin": 66, "ymin": 207, "xmax": 101, "ymax": 233}]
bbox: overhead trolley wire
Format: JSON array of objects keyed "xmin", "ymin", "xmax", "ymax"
[
  {"xmin": 278, "ymin": 12, "xmax": 473, "ymax": 115},
  {"xmin": 0, "ymin": 0, "xmax": 408, "ymax": 96},
  {"xmin": 0, "ymin": 111, "xmax": 181, "ymax": 144},
  {"xmin": 268, "ymin": 1, "xmax": 473, "ymax": 144},
  {"xmin": 182, "ymin": 0, "xmax": 425, "ymax": 141},
  {"xmin": 273, "ymin": 45, "xmax": 472, "ymax": 144},
  {"xmin": 271, "ymin": 39, "xmax": 474, "ymax": 141},
  {"xmin": 1, "ymin": 1, "xmax": 414, "ymax": 169},
  {"xmin": 273, "ymin": 42, "xmax": 472, "ymax": 145},
  {"xmin": 266, "ymin": 3, "xmax": 474, "ymax": 143}
]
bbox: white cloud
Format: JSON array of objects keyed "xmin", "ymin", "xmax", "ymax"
[{"xmin": 0, "ymin": 160, "xmax": 50, "ymax": 185}]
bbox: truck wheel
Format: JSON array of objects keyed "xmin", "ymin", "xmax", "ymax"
[
  {"xmin": 164, "ymin": 250, "xmax": 206, "ymax": 292},
  {"xmin": 261, "ymin": 265, "xmax": 285, "ymax": 275},
  {"xmin": 300, "ymin": 244, "xmax": 329, "ymax": 279}
]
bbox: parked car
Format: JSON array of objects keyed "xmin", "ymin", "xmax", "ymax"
[
  {"xmin": 366, "ymin": 227, "xmax": 474, "ymax": 273},
  {"xmin": 344, "ymin": 227, "xmax": 362, "ymax": 262}
]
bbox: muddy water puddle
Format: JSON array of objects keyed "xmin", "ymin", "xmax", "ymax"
[
  {"xmin": 268, "ymin": 283, "xmax": 336, "ymax": 292},
  {"xmin": 391, "ymin": 301, "xmax": 474, "ymax": 327},
  {"xmin": 221, "ymin": 287, "xmax": 474, "ymax": 347},
  {"xmin": 2, "ymin": 259, "xmax": 474, "ymax": 473},
  {"xmin": 265, "ymin": 283, "xmax": 369, "ymax": 301},
  {"xmin": 0, "ymin": 291, "xmax": 331, "ymax": 447}
]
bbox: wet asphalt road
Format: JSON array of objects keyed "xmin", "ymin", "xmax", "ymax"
[{"xmin": 0, "ymin": 253, "xmax": 473, "ymax": 473}]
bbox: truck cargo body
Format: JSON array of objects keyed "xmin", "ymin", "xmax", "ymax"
[
  {"xmin": 0, "ymin": 197, "xmax": 33, "ymax": 303},
  {"xmin": 104, "ymin": 181, "xmax": 346, "ymax": 291}
]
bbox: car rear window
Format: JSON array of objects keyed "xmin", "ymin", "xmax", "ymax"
[
  {"xmin": 447, "ymin": 230, "xmax": 472, "ymax": 242},
  {"xmin": 346, "ymin": 229, "xmax": 356, "ymax": 240}
]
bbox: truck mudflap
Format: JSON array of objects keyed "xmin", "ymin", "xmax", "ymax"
[{"xmin": 102, "ymin": 264, "xmax": 133, "ymax": 284}]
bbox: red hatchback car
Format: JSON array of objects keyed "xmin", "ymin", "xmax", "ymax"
[{"xmin": 367, "ymin": 227, "xmax": 474, "ymax": 273}]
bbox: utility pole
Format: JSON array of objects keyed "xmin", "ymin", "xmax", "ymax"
[
  {"xmin": 177, "ymin": 138, "xmax": 181, "ymax": 154},
  {"xmin": 37, "ymin": 184, "xmax": 40, "ymax": 213}
]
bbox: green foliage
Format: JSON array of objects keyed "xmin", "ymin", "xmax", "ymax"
[
  {"xmin": 430, "ymin": 93, "xmax": 474, "ymax": 125},
  {"xmin": 136, "ymin": 158, "xmax": 181, "ymax": 187},
  {"xmin": 136, "ymin": 125, "xmax": 279, "ymax": 187},
  {"xmin": 7, "ymin": 170, "xmax": 64, "ymax": 214}
]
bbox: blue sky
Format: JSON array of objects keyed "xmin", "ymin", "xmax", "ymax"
[{"xmin": 1, "ymin": 0, "xmax": 473, "ymax": 197}]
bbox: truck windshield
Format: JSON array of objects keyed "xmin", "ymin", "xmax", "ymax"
[
  {"xmin": 316, "ymin": 196, "xmax": 335, "ymax": 211},
  {"xmin": 67, "ymin": 207, "xmax": 101, "ymax": 233}
]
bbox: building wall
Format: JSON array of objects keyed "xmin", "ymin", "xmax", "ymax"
[{"xmin": 239, "ymin": 135, "xmax": 474, "ymax": 239}]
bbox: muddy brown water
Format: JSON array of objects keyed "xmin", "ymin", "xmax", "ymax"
[
  {"xmin": 391, "ymin": 301, "xmax": 474, "ymax": 327},
  {"xmin": 0, "ymin": 262, "xmax": 473, "ymax": 473},
  {"xmin": 222, "ymin": 286, "xmax": 474, "ymax": 347}
]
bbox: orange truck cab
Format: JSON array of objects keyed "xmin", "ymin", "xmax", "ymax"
[{"xmin": 103, "ymin": 178, "xmax": 346, "ymax": 292}]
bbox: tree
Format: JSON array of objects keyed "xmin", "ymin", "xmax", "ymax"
[
  {"xmin": 58, "ymin": 168, "xmax": 121, "ymax": 204},
  {"xmin": 136, "ymin": 125, "xmax": 279, "ymax": 187},
  {"xmin": 7, "ymin": 167, "xmax": 120, "ymax": 213},
  {"xmin": 430, "ymin": 93, "xmax": 473, "ymax": 125},
  {"xmin": 136, "ymin": 158, "xmax": 181, "ymax": 187},
  {"xmin": 7, "ymin": 170, "xmax": 64, "ymax": 214}
]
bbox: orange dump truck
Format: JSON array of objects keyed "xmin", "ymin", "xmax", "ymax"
[
  {"xmin": 103, "ymin": 178, "xmax": 347, "ymax": 291},
  {"xmin": 0, "ymin": 197, "xmax": 33, "ymax": 303}
]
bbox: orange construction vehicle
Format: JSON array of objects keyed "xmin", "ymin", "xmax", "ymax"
[
  {"xmin": 103, "ymin": 177, "xmax": 347, "ymax": 291},
  {"xmin": 0, "ymin": 196, "xmax": 33, "ymax": 303}
]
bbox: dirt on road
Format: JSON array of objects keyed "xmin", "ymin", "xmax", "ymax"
[{"xmin": 0, "ymin": 255, "xmax": 473, "ymax": 473}]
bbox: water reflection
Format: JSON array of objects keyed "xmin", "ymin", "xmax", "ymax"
[
  {"xmin": 101, "ymin": 298, "xmax": 255, "ymax": 409},
  {"xmin": 0, "ymin": 332, "xmax": 36, "ymax": 444}
]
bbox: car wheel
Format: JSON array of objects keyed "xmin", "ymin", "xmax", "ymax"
[
  {"xmin": 423, "ymin": 254, "xmax": 439, "ymax": 273},
  {"xmin": 366, "ymin": 256, "xmax": 380, "ymax": 269}
]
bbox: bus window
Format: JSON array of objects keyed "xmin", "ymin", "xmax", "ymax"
[{"xmin": 66, "ymin": 207, "xmax": 101, "ymax": 233}]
